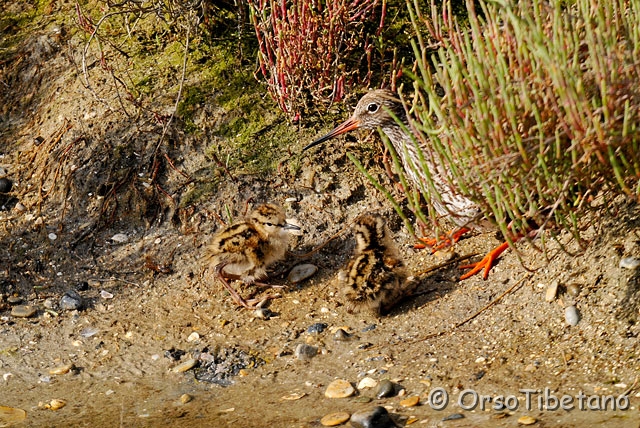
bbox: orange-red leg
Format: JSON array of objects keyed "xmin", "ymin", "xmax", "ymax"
[
  {"xmin": 459, "ymin": 226, "xmax": 536, "ymax": 280},
  {"xmin": 459, "ymin": 241, "xmax": 510, "ymax": 280},
  {"xmin": 415, "ymin": 227, "xmax": 471, "ymax": 251}
]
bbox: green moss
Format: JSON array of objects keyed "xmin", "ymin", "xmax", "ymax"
[
  {"xmin": 180, "ymin": 179, "xmax": 219, "ymax": 208},
  {"xmin": 0, "ymin": 3, "xmax": 40, "ymax": 60}
]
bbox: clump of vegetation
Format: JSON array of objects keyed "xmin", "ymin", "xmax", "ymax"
[
  {"xmin": 398, "ymin": 0, "xmax": 640, "ymax": 243},
  {"xmin": 247, "ymin": 0, "xmax": 387, "ymax": 118}
]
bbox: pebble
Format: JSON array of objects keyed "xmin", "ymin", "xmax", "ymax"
[
  {"xmin": 80, "ymin": 326, "xmax": 99, "ymax": 338},
  {"xmin": 354, "ymin": 396, "xmax": 372, "ymax": 403},
  {"xmin": 287, "ymin": 264, "xmax": 318, "ymax": 283},
  {"xmin": 295, "ymin": 343, "xmax": 318, "ymax": 361},
  {"xmin": 110, "ymin": 233, "xmax": 128, "ymax": 243},
  {"xmin": 47, "ymin": 399, "xmax": 66, "ymax": 410},
  {"xmin": 14, "ymin": 202, "xmax": 26, "ymax": 212},
  {"xmin": 325, "ymin": 379, "xmax": 355, "ymax": 398},
  {"xmin": 7, "ymin": 296, "xmax": 22, "ymax": 304},
  {"xmin": 0, "ymin": 405, "xmax": 26, "ymax": 424},
  {"xmin": 566, "ymin": 283, "xmax": 581, "ymax": 297},
  {"xmin": 11, "ymin": 305, "xmax": 36, "ymax": 318},
  {"xmin": 187, "ymin": 332, "xmax": 200, "ymax": 342},
  {"xmin": 565, "ymin": 305, "xmax": 580, "ymax": 326},
  {"xmin": 545, "ymin": 281, "xmax": 558, "ymax": 302},
  {"xmin": 180, "ymin": 394, "xmax": 193, "ymax": 404},
  {"xmin": 49, "ymin": 363, "xmax": 73, "ymax": 375},
  {"xmin": 442, "ymin": 413, "xmax": 464, "ymax": 421},
  {"xmin": 517, "ymin": 415, "xmax": 537, "ymax": 425},
  {"xmin": 43, "ymin": 298, "xmax": 56, "ymax": 309},
  {"xmin": 333, "ymin": 328, "xmax": 352, "ymax": 341},
  {"xmin": 620, "ymin": 257, "xmax": 640, "ymax": 270},
  {"xmin": 281, "ymin": 392, "xmax": 306, "ymax": 401},
  {"xmin": 350, "ymin": 406, "xmax": 395, "ymax": 428},
  {"xmin": 307, "ymin": 322, "xmax": 328, "ymax": 334},
  {"xmin": 320, "ymin": 412, "xmax": 351, "ymax": 427},
  {"xmin": 358, "ymin": 377, "xmax": 378, "ymax": 390},
  {"xmin": 375, "ymin": 379, "xmax": 395, "ymax": 398},
  {"xmin": 362, "ymin": 324, "xmax": 376, "ymax": 332},
  {"xmin": 0, "ymin": 178, "xmax": 12, "ymax": 193},
  {"xmin": 172, "ymin": 358, "xmax": 197, "ymax": 373},
  {"xmin": 60, "ymin": 290, "xmax": 83, "ymax": 311},
  {"xmin": 48, "ymin": 233, "xmax": 57, "ymax": 241},
  {"xmin": 100, "ymin": 290, "xmax": 114, "ymax": 299},
  {"xmin": 400, "ymin": 395, "xmax": 420, "ymax": 407}
]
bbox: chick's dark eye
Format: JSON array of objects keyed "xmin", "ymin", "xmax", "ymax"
[
  {"xmin": 264, "ymin": 222, "xmax": 273, "ymax": 226},
  {"xmin": 367, "ymin": 103, "xmax": 379, "ymax": 113}
]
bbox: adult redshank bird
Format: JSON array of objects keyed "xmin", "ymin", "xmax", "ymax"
[{"xmin": 303, "ymin": 89, "xmax": 508, "ymax": 280}]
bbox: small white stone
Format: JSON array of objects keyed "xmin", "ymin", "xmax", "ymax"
[
  {"xmin": 48, "ymin": 233, "xmax": 57, "ymax": 241},
  {"xmin": 357, "ymin": 377, "xmax": 378, "ymax": 389},
  {"xmin": 545, "ymin": 281, "xmax": 559, "ymax": 302},
  {"xmin": 154, "ymin": 238, "xmax": 162, "ymax": 244},
  {"xmin": 287, "ymin": 264, "xmax": 317, "ymax": 283},
  {"xmin": 620, "ymin": 257, "xmax": 640, "ymax": 270},
  {"xmin": 187, "ymin": 332, "xmax": 200, "ymax": 342},
  {"xmin": 111, "ymin": 233, "xmax": 128, "ymax": 243},
  {"xmin": 475, "ymin": 356, "xmax": 486, "ymax": 364},
  {"xmin": 100, "ymin": 290, "xmax": 114, "ymax": 299},
  {"xmin": 565, "ymin": 305, "xmax": 580, "ymax": 326}
]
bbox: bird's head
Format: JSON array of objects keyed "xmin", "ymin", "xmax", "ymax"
[
  {"xmin": 250, "ymin": 204, "xmax": 301, "ymax": 236},
  {"xmin": 303, "ymin": 89, "xmax": 405, "ymax": 152},
  {"xmin": 353, "ymin": 214, "xmax": 388, "ymax": 252}
]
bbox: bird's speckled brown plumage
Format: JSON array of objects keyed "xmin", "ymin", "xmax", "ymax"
[
  {"xmin": 304, "ymin": 89, "xmax": 483, "ymax": 229},
  {"xmin": 339, "ymin": 214, "xmax": 416, "ymax": 316},
  {"xmin": 206, "ymin": 203, "xmax": 300, "ymax": 308}
]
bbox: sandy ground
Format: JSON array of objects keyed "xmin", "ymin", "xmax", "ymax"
[{"xmin": 1, "ymin": 5, "xmax": 640, "ymax": 427}]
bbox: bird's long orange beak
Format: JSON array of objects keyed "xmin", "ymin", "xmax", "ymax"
[{"xmin": 302, "ymin": 117, "xmax": 361, "ymax": 152}]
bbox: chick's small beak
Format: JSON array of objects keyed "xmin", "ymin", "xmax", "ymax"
[
  {"xmin": 302, "ymin": 116, "xmax": 361, "ymax": 152},
  {"xmin": 283, "ymin": 223, "xmax": 301, "ymax": 231}
]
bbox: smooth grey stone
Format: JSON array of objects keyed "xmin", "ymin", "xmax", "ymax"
[
  {"xmin": 350, "ymin": 406, "xmax": 395, "ymax": 428},
  {"xmin": 60, "ymin": 290, "xmax": 83, "ymax": 311},
  {"xmin": 375, "ymin": 379, "xmax": 395, "ymax": 398}
]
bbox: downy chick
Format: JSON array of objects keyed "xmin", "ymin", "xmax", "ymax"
[
  {"xmin": 339, "ymin": 214, "xmax": 416, "ymax": 316},
  {"xmin": 206, "ymin": 203, "xmax": 300, "ymax": 308}
]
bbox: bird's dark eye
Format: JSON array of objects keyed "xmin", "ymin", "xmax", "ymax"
[
  {"xmin": 367, "ymin": 102, "xmax": 379, "ymax": 113},
  {"xmin": 265, "ymin": 222, "xmax": 273, "ymax": 226}
]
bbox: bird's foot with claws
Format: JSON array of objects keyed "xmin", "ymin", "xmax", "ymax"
[{"xmin": 414, "ymin": 227, "xmax": 471, "ymax": 252}]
